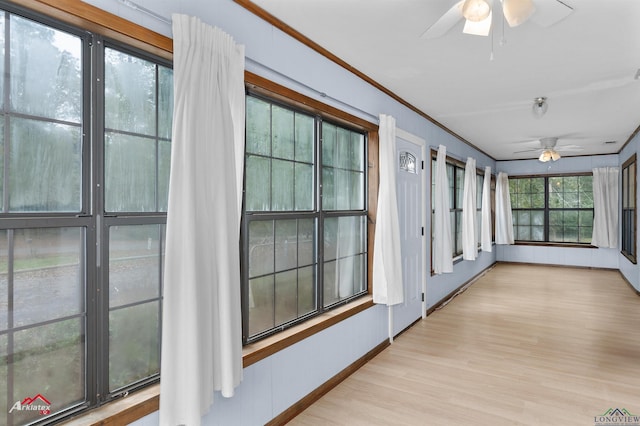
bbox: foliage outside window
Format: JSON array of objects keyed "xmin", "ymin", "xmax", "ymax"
[
  {"xmin": 621, "ymin": 154, "xmax": 636, "ymax": 263},
  {"xmin": 0, "ymin": 4, "xmax": 172, "ymax": 424},
  {"xmin": 243, "ymin": 94, "xmax": 367, "ymax": 344},
  {"xmin": 509, "ymin": 175, "xmax": 593, "ymax": 244}
]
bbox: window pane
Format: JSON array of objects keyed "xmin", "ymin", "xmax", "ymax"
[
  {"xmin": 323, "ymin": 253, "xmax": 364, "ymax": 308},
  {"xmin": 272, "ymin": 105, "xmax": 294, "ymax": 160},
  {"xmin": 275, "ymin": 270, "xmax": 297, "ymax": 326},
  {"xmin": 105, "ymin": 132, "xmax": 155, "ymax": 212},
  {"xmin": 549, "ymin": 226, "xmax": 563, "ymax": 242},
  {"xmin": 322, "ymin": 167, "xmax": 335, "ymax": 210},
  {"xmin": 548, "ymin": 191, "xmax": 562, "ymax": 209},
  {"xmin": 294, "ymin": 113, "xmax": 314, "ymax": 163},
  {"xmin": 275, "ymin": 220, "xmax": 297, "ymax": 271},
  {"xmin": 11, "ymin": 228, "xmax": 83, "ymax": 328},
  {"xmin": 549, "ymin": 211, "xmax": 562, "ymax": 226},
  {"xmin": 0, "ymin": 335, "xmax": 6, "ymax": 417},
  {"xmin": 322, "ymin": 122, "xmax": 336, "ymax": 167},
  {"xmin": 246, "ymin": 96, "xmax": 271, "ymax": 156},
  {"xmin": 158, "ymin": 66, "xmax": 173, "ymax": 140},
  {"xmin": 272, "ymin": 159, "xmax": 294, "ymax": 211},
  {"xmin": 158, "ymin": 140, "xmax": 171, "ymax": 212},
  {"xmin": 532, "ymin": 226, "xmax": 544, "ymax": 241},
  {"xmin": 109, "ymin": 302, "xmax": 160, "ymax": 391},
  {"xmin": 532, "ymin": 211, "xmax": 544, "ymax": 226},
  {"xmin": 351, "ymin": 133, "xmax": 365, "ymax": 171},
  {"xmin": 245, "ymin": 155, "xmax": 270, "ymax": 211},
  {"xmin": 324, "ymin": 216, "xmax": 365, "ymax": 261},
  {"xmin": 517, "ymin": 210, "xmax": 531, "ymax": 225},
  {"xmin": 248, "ymin": 275, "xmax": 274, "ymax": 337},
  {"xmin": 248, "ymin": 221, "xmax": 274, "ymax": 278},
  {"xmin": 517, "ymin": 226, "xmax": 530, "ymax": 240},
  {"xmin": 298, "ymin": 266, "xmax": 315, "ymax": 316},
  {"xmin": 350, "ymin": 171, "xmax": 364, "ymax": 210},
  {"xmin": 11, "ymin": 319, "xmax": 84, "ymax": 423},
  {"xmin": 11, "ymin": 16, "xmax": 82, "ymax": 123},
  {"xmin": 564, "ymin": 192, "xmax": 578, "ymax": 208},
  {"xmin": 630, "ymin": 163, "xmax": 636, "ymax": 208},
  {"xmin": 109, "ymin": 225, "xmax": 161, "ymax": 308},
  {"xmin": 105, "ymin": 48, "xmax": 156, "ymax": 136},
  {"xmin": 455, "ymin": 168, "xmax": 464, "ymax": 208},
  {"xmin": 9, "ymin": 119, "xmax": 81, "ymax": 212},
  {"xmin": 335, "ymin": 169, "xmax": 350, "ymax": 210},
  {"xmin": 298, "ymin": 219, "xmax": 315, "ymax": 267},
  {"xmin": 294, "ymin": 163, "xmax": 313, "ymax": 211}
]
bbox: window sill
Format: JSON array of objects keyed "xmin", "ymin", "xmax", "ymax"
[
  {"xmin": 513, "ymin": 241, "xmax": 596, "ymax": 248},
  {"xmin": 61, "ymin": 383, "xmax": 160, "ymax": 426},
  {"xmin": 61, "ymin": 296, "xmax": 374, "ymax": 425},
  {"xmin": 242, "ymin": 295, "xmax": 374, "ymax": 367}
]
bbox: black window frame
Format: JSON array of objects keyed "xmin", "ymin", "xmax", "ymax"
[
  {"xmin": 241, "ymin": 92, "xmax": 369, "ymax": 345},
  {"xmin": 621, "ymin": 154, "xmax": 636, "ymax": 263},
  {"xmin": 509, "ymin": 173, "xmax": 594, "ymax": 245},
  {"xmin": 0, "ymin": 2, "xmax": 173, "ymax": 423}
]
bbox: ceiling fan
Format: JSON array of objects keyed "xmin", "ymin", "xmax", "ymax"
[
  {"xmin": 514, "ymin": 137, "xmax": 583, "ymax": 162},
  {"xmin": 421, "ymin": 0, "xmax": 574, "ymax": 39}
]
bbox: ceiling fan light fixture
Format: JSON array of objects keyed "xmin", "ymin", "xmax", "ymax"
[
  {"xmin": 503, "ymin": 0, "xmax": 536, "ymax": 27},
  {"xmin": 462, "ymin": 0, "xmax": 491, "ymax": 22},
  {"xmin": 550, "ymin": 150, "xmax": 561, "ymax": 161},
  {"xmin": 539, "ymin": 150, "xmax": 551, "ymax": 162},
  {"xmin": 532, "ymin": 97, "xmax": 548, "ymax": 118}
]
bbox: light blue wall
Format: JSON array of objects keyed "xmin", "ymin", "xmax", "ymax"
[
  {"xmin": 496, "ymin": 155, "xmax": 620, "ymax": 270},
  {"xmin": 74, "ymin": 1, "xmax": 637, "ymax": 424}
]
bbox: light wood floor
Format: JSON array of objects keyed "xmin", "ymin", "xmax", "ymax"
[{"xmin": 288, "ymin": 263, "xmax": 640, "ymax": 425}]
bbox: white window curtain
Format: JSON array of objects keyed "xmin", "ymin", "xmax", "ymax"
[
  {"xmin": 481, "ymin": 166, "xmax": 493, "ymax": 252},
  {"xmin": 373, "ymin": 114, "xmax": 404, "ymax": 305},
  {"xmin": 462, "ymin": 157, "xmax": 477, "ymax": 260},
  {"xmin": 160, "ymin": 15, "xmax": 244, "ymax": 426},
  {"xmin": 592, "ymin": 167, "xmax": 619, "ymax": 248},
  {"xmin": 495, "ymin": 172, "xmax": 514, "ymax": 244},
  {"xmin": 434, "ymin": 145, "xmax": 453, "ymax": 273}
]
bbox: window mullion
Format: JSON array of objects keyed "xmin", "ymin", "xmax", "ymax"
[{"xmin": 316, "ymin": 116, "xmax": 324, "ymax": 313}]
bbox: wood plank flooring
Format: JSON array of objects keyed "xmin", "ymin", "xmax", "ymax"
[{"xmin": 288, "ymin": 263, "xmax": 640, "ymax": 426}]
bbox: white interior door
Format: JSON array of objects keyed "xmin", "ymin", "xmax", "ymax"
[{"xmin": 394, "ymin": 129, "xmax": 426, "ymax": 331}]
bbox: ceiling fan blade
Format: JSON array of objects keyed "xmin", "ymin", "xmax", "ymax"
[
  {"xmin": 421, "ymin": 0, "xmax": 464, "ymax": 39},
  {"xmin": 462, "ymin": 10, "xmax": 492, "ymax": 36},
  {"xmin": 513, "ymin": 148, "xmax": 541, "ymax": 154},
  {"xmin": 529, "ymin": 0, "xmax": 573, "ymax": 27},
  {"xmin": 555, "ymin": 145, "xmax": 584, "ymax": 152},
  {"xmin": 502, "ymin": 0, "xmax": 535, "ymax": 27}
]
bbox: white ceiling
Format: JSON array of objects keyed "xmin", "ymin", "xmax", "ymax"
[{"xmin": 247, "ymin": 0, "xmax": 640, "ymax": 161}]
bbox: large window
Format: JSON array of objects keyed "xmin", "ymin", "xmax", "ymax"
[
  {"xmin": 509, "ymin": 174, "xmax": 593, "ymax": 244},
  {"xmin": 242, "ymin": 94, "xmax": 368, "ymax": 343},
  {"xmin": 622, "ymin": 155, "xmax": 636, "ymax": 263},
  {"xmin": 0, "ymin": 4, "xmax": 172, "ymax": 424}
]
